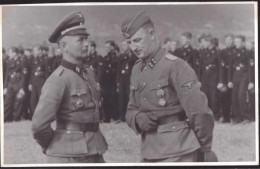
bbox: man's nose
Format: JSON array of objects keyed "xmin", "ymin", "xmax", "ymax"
[{"xmin": 130, "ymin": 43, "xmax": 137, "ymax": 51}]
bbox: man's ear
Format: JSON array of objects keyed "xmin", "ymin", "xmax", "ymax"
[{"xmin": 149, "ymin": 29, "xmax": 155, "ymax": 40}]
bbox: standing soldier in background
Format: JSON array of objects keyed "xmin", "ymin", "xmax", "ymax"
[
  {"xmin": 162, "ymin": 37, "xmax": 172, "ymax": 52},
  {"xmin": 2, "ymin": 48, "xmax": 8, "ymax": 85},
  {"xmin": 122, "ymin": 11, "xmax": 216, "ymax": 162},
  {"xmin": 199, "ymin": 34, "xmax": 223, "ymax": 120},
  {"xmin": 168, "ymin": 39, "xmax": 179, "ymax": 56},
  {"xmin": 83, "ymin": 40, "xmax": 99, "ymax": 74},
  {"xmin": 175, "ymin": 32, "xmax": 196, "ymax": 68},
  {"xmin": 29, "ymin": 44, "xmax": 47, "ymax": 118},
  {"xmin": 116, "ymin": 40, "xmax": 137, "ymax": 123},
  {"xmin": 52, "ymin": 48, "xmax": 63, "ymax": 70},
  {"xmin": 32, "ymin": 12, "xmax": 107, "ymax": 163},
  {"xmin": 45, "ymin": 46, "xmax": 56, "ymax": 78},
  {"xmin": 218, "ymin": 34, "xmax": 235, "ymax": 123},
  {"xmin": 99, "ymin": 40, "xmax": 118, "ymax": 123},
  {"xmin": 246, "ymin": 40, "xmax": 255, "ymax": 122},
  {"xmin": 4, "ymin": 47, "xmax": 27, "ymax": 122},
  {"xmin": 228, "ymin": 35, "xmax": 250, "ymax": 124},
  {"xmin": 19, "ymin": 47, "xmax": 31, "ymax": 120}
]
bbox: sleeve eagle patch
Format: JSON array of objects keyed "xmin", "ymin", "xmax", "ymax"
[{"xmin": 181, "ymin": 80, "xmax": 195, "ymax": 89}]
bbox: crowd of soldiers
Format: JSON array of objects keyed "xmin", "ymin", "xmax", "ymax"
[
  {"xmin": 2, "ymin": 31, "xmax": 255, "ymax": 125},
  {"xmin": 163, "ymin": 32, "xmax": 255, "ymax": 124},
  {"xmin": 2, "ymin": 40, "xmax": 137, "ymax": 123}
]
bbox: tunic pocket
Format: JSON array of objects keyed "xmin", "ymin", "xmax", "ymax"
[
  {"xmin": 70, "ymin": 88, "xmax": 94, "ymax": 111},
  {"xmin": 46, "ymin": 129, "xmax": 88, "ymax": 156},
  {"xmin": 143, "ymin": 121, "xmax": 201, "ymax": 157},
  {"xmin": 148, "ymin": 78, "xmax": 173, "ymax": 107}
]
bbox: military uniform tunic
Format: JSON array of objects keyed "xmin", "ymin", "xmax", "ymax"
[
  {"xmin": 98, "ymin": 50, "xmax": 118, "ymax": 121},
  {"xmin": 247, "ymin": 49, "xmax": 255, "ymax": 120},
  {"xmin": 4, "ymin": 57, "xmax": 28, "ymax": 121},
  {"xmin": 228, "ymin": 47, "xmax": 249, "ymax": 121},
  {"xmin": 199, "ymin": 47, "xmax": 222, "ymax": 116},
  {"xmin": 175, "ymin": 45, "xmax": 196, "ymax": 68},
  {"xmin": 30, "ymin": 55, "xmax": 47, "ymax": 116},
  {"xmin": 116, "ymin": 49, "xmax": 137, "ymax": 121},
  {"xmin": 126, "ymin": 47, "xmax": 214, "ymax": 160},
  {"xmin": 32, "ymin": 59, "xmax": 108, "ymax": 157},
  {"xmin": 218, "ymin": 46, "xmax": 235, "ymax": 121}
]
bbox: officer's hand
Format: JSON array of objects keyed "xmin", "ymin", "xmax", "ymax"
[
  {"xmin": 248, "ymin": 83, "xmax": 254, "ymax": 90},
  {"xmin": 19, "ymin": 88, "xmax": 25, "ymax": 95},
  {"xmin": 217, "ymin": 83, "xmax": 224, "ymax": 89},
  {"xmin": 29, "ymin": 84, "xmax": 32, "ymax": 91},
  {"xmin": 136, "ymin": 112, "xmax": 158, "ymax": 132},
  {"xmin": 3, "ymin": 88, "xmax": 7, "ymax": 95},
  {"xmin": 228, "ymin": 82, "xmax": 233, "ymax": 88}
]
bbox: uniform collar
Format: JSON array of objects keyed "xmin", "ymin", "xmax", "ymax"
[
  {"xmin": 61, "ymin": 59, "xmax": 86, "ymax": 74},
  {"xmin": 140, "ymin": 47, "xmax": 164, "ymax": 71}
]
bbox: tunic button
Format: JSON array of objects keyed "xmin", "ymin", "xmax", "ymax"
[
  {"xmin": 143, "ymin": 82, "xmax": 146, "ymax": 86},
  {"xmin": 172, "ymin": 126, "xmax": 176, "ymax": 130},
  {"xmin": 67, "ymin": 131, "xmax": 71, "ymax": 134},
  {"xmin": 143, "ymin": 98, "xmax": 147, "ymax": 101}
]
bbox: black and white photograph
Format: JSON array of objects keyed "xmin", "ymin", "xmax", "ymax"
[{"xmin": 0, "ymin": 2, "xmax": 258, "ymax": 167}]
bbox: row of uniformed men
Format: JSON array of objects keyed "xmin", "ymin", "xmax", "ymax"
[
  {"xmin": 2, "ymin": 40, "xmax": 137, "ymax": 123},
  {"xmin": 163, "ymin": 32, "xmax": 255, "ymax": 124}
]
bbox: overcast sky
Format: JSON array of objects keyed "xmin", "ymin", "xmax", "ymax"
[{"xmin": 2, "ymin": 3, "xmax": 255, "ymax": 53}]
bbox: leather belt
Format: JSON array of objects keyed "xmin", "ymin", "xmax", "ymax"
[
  {"xmin": 56, "ymin": 121, "xmax": 99, "ymax": 132},
  {"xmin": 149, "ymin": 105, "xmax": 184, "ymax": 118}
]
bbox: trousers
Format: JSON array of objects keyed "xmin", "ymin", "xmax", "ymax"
[
  {"xmin": 46, "ymin": 154, "xmax": 105, "ymax": 163},
  {"xmin": 141, "ymin": 150, "xmax": 198, "ymax": 162}
]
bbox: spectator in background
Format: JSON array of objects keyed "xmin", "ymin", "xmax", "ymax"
[
  {"xmin": 115, "ymin": 40, "xmax": 137, "ymax": 123},
  {"xmin": 228, "ymin": 35, "xmax": 250, "ymax": 124},
  {"xmin": 199, "ymin": 34, "xmax": 222, "ymax": 120},
  {"xmin": 245, "ymin": 40, "xmax": 255, "ymax": 122},
  {"xmin": 29, "ymin": 44, "xmax": 47, "ymax": 118},
  {"xmin": 4, "ymin": 47, "xmax": 27, "ymax": 122},
  {"xmin": 99, "ymin": 40, "xmax": 118, "ymax": 123},
  {"xmin": 218, "ymin": 34, "xmax": 235, "ymax": 123}
]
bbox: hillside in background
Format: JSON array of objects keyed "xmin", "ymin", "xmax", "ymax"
[{"xmin": 2, "ymin": 3, "xmax": 255, "ymax": 55}]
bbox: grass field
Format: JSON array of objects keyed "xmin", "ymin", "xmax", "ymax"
[{"xmin": 2, "ymin": 120, "xmax": 257, "ymax": 164}]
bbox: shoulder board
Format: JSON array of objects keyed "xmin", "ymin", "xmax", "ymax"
[
  {"xmin": 54, "ymin": 67, "xmax": 64, "ymax": 77},
  {"xmin": 165, "ymin": 53, "xmax": 178, "ymax": 61},
  {"xmin": 135, "ymin": 59, "xmax": 142, "ymax": 65}
]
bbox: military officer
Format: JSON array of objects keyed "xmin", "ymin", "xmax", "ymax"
[
  {"xmin": 246, "ymin": 40, "xmax": 255, "ymax": 121},
  {"xmin": 4, "ymin": 47, "xmax": 27, "ymax": 122},
  {"xmin": 227, "ymin": 35, "xmax": 250, "ymax": 124},
  {"xmin": 29, "ymin": 44, "xmax": 47, "ymax": 118},
  {"xmin": 98, "ymin": 40, "xmax": 118, "ymax": 122},
  {"xmin": 32, "ymin": 12, "xmax": 107, "ymax": 163},
  {"xmin": 116, "ymin": 40, "xmax": 137, "ymax": 123},
  {"xmin": 175, "ymin": 32, "xmax": 197, "ymax": 69},
  {"xmin": 122, "ymin": 11, "xmax": 215, "ymax": 162},
  {"xmin": 218, "ymin": 34, "xmax": 235, "ymax": 123}
]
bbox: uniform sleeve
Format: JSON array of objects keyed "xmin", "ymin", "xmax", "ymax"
[
  {"xmin": 125, "ymin": 67, "xmax": 142, "ymax": 134},
  {"xmin": 227, "ymin": 54, "xmax": 233, "ymax": 83},
  {"xmin": 217, "ymin": 50, "xmax": 224, "ymax": 83},
  {"xmin": 170, "ymin": 60, "xmax": 214, "ymax": 152},
  {"xmin": 3, "ymin": 63, "xmax": 10, "ymax": 88},
  {"xmin": 31, "ymin": 76, "xmax": 66, "ymax": 153},
  {"xmin": 248, "ymin": 54, "xmax": 255, "ymax": 83}
]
